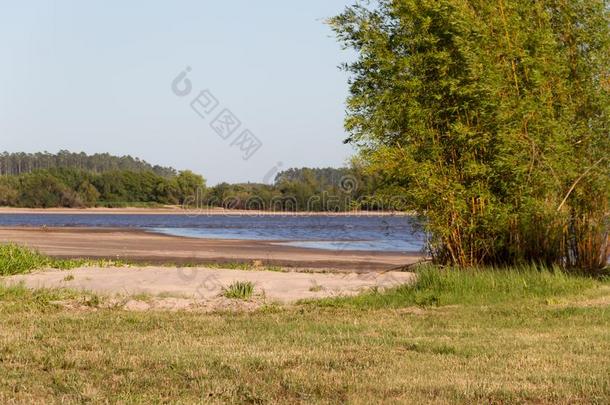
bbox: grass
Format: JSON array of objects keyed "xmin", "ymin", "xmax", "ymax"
[
  {"xmin": 205, "ymin": 261, "xmax": 286, "ymax": 272},
  {"xmin": 0, "ymin": 265, "xmax": 608, "ymax": 403},
  {"xmin": 306, "ymin": 264, "xmax": 606, "ymax": 308},
  {"xmin": 0, "ymin": 243, "xmax": 290, "ymax": 275},
  {"xmin": 0, "ymin": 244, "xmax": 86, "ymax": 276},
  {"xmin": 0, "ymin": 243, "xmax": 126, "ymax": 276},
  {"xmin": 222, "ymin": 281, "xmax": 256, "ymax": 300},
  {"xmin": 309, "ymin": 283, "xmax": 324, "ymax": 292},
  {"xmin": 98, "ymin": 259, "xmax": 287, "ymax": 272}
]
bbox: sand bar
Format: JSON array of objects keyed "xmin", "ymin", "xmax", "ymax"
[{"xmin": 0, "ymin": 227, "xmax": 422, "ymax": 271}]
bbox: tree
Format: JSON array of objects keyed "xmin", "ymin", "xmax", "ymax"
[
  {"xmin": 331, "ymin": 0, "xmax": 610, "ymax": 269},
  {"xmin": 77, "ymin": 181, "xmax": 101, "ymax": 207},
  {"xmin": 173, "ymin": 171, "xmax": 206, "ymax": 205},
  {"xmin": 0, "ymin": 181, "xmax": 18, "ymax": 206}
]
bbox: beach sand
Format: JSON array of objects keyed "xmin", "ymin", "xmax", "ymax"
[{"xmin": 5, "ymin": 266, "xmax": 416, "ymax": 307}]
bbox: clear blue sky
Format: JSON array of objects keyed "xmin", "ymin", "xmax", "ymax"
[{"xmin": 0, "ymin": 1, "xmax": 356, "ymax": 184}]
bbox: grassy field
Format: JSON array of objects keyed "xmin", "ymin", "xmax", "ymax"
[{"xmin": 0, "ymin": 263, "xmax": 609, "ymax": 404}]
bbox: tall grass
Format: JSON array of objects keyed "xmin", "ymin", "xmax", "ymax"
[
  {"xmin": 0, "ymin": 244, "xmax": 53, "ymax": 276},
  {"xmin": 563, "ymin": 210, "xmax": 609, "ymax": 270},
  {"xmin": 309, "ymin": 264, "xmax": 603, "ymax": 309},
  {"xmin": 429, "ymin": 208, "xmax": 609, "ymax": 272},
  {"xmin": 0, "ymin": 243, "xmax": 116, "ymax": 276}
]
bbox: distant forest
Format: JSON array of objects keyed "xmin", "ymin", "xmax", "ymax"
[
  {"xmin": 0, "ymin": 151, "xmax": 176, "ymax": 177},
  {"xmin": 0, "ymin": 151, "xmax": 396, "ymax": 211},
  {"xmin": 204, "ymin": 167, "xmax": 385, "ymax": 212},
  {"xmin": 0, "ymin": 151, "xmax": 202, "ymax": 208}
]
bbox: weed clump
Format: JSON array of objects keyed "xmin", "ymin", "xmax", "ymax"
[{"xmin": 222, "ymin": 281, "xmax": 255, "ymax": 300}]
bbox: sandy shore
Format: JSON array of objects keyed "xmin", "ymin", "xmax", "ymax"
[
  {"xmin": 5, "ymin": 266, "xmax": 416, "ymax": 305},
  {"xmin": 0, "ymin": 227, "xmax": 421, "ymax": 271},
  {"xmin": 0, "ymin": 206, "xmax": 412, "ymax": 216}
]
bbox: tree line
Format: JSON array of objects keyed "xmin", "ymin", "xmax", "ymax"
[
  {"xmin": 0, "ymin": 153, "xmax": 393, "ymax": 211},
  {"xmin": 0, "ymin": 151, "xmax": 176, "ymax": 177},
  {"xmin": 201, "ymin": 166, "xmax": 391, "ymax": 212},
  {"xmin": 0, "ymin": 167, "xmax": 204, "ymax": 208}
]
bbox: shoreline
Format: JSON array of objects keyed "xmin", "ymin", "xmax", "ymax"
[
  {"xmin": 0, "ymin": 206, "xmax": 414, "ymax": 216},
  {"xmin": 0, "ymin": 226, "xmax": 422, "ymax": 271}
]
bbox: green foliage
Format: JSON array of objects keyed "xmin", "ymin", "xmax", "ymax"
[
  {"xmin": 309, "ymin": 264, "xmax": 604, "ymax": 309},
  {"xmin": 275, "ymin": 167, "xmax": 351, "ymax": 186},
  {"xmin": 0, "ymin": 180, "xmax": 18, "ymax": 206},
  {"xmin": 0, "ymin": 243, "xmax": 52, "ymax": 275},
  {"xmin": 0, "ymin": 151, "xmax": 206, "ymax": 208},
  {"xmin": 0, "ymin": 243, "xmax": 124, "ymax": 276},
  {"xmin": 16, "ymin": 172, "xmax": 82, "ymax": 208},
  {"xmin": 0, "ymin": 154, "xmax": 383, "ymax": 212},
  {"xmin": 0, "ymin": 166, "xmax": 205, "ymax": 208},
  {"xmin": 77, "ymin": 181, "xmax": 101, "ymax": 206},
  {"xmin": 174, "ymin": 170, "xmax": 206, "ymax": 205},
  {"xmin": 331, "ymin": 0, "xmax": 610, "ymax": 270},
  {"xmin": 201, "ymin": 166, "xmax": 388, "ymax": 212},
  {"xmin": 204, "ymin": 182, "xmax": 281, "ymax": 210},
  {"xmin": 222, "ymin": 281, "xmax": 255, "ymax": 300},
  {"xmin": 0, "ymin": 154, "xmax": 384, "ymax": 212}
]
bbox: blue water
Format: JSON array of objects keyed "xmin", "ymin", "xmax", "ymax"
[{"xmin": 0, "ymin": 214, "xmax": 426, "ymax": 253}]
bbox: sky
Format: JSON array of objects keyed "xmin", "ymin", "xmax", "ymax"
[{"xmin": 0, "ymin": 1, "xmax": 356, "ymax": 184}]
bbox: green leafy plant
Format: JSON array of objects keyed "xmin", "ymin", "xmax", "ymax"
[{"xmin": 222, "ymin": 281, "xmax": 255, "ymax": 300}]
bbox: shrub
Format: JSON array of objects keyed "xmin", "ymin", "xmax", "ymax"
[{"xmin": 331, "ymin": 0, "xmax": 610, "ymax": 271}]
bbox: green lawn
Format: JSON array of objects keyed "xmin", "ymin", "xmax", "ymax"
[{"xmin": 0, "ymin": 267, "xmax": 609, "ymax": 404}]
